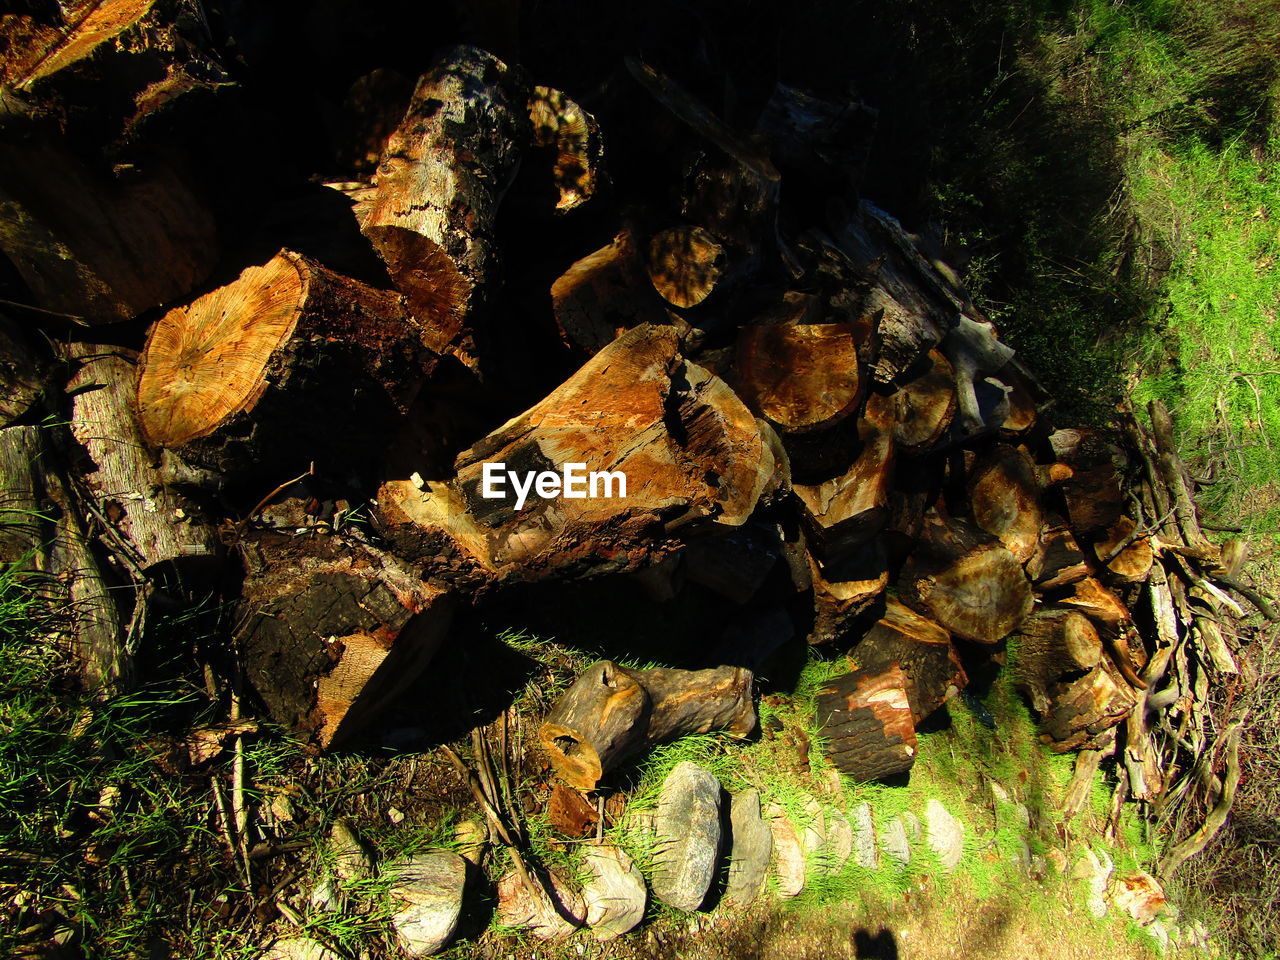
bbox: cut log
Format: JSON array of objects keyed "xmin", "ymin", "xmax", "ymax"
[
  {"xmin": 850, "ymin": 599, "xmax": 967, "ymax": 723},
  {"xmin": 1038, "ymin": 663, "xmax": 1136, "ymax": 753},
  {"xmin": 794, "ymin": 410, "xmax": 895, "ymax": 565},
  {"xmin": 646, "ymin": 226, "xmax": 725, "ymax": 309},
  {"xmin": 363, "ymin": 46, "xmax": 528, "ymax": 367},
  {"xmin": 1093, "ymin": 516, "xmax": 1154, "ymax": 583},
  {"xmin": 1049, "ymin": 428, "xmax": 1127, "ymax": 538},
  {"xmin": 66, "ymin": 344, "xmax": 218, "ymax": 578},
  {"xmin": 1011, "ymin": 609, "xmax": 1104, "ymax": 715},
  {"xmin": 898, "ymin": 513, "xmax": 1034, "ymax": 644},
  {"xmin": 1025, "ymin": 519, "xmax": 1092, "ymax": 590},
  {"xmin": 135, "ymin": 250, "xmax": 435, "ymax": 482},
  {"xmin": 864, "ymin": 349, "xmax": 956, "ymax": 453},
  {"xmin": 968, "ymin": 445, "xmax": 1044, "ymax": 564},
  {"xmin": 550, "ymin": 230, "xmax": 667, "ymax": 355},
  {"xmin": 807, "ymin": 540, "xmax": 889, "ymax": 646},
  {"xmin": 814, "ymin": 663, "xmax": 917, "ymax": 781},
  {"xmin": 1057, "ymin": 576, "xmax": 1132, "ymax": 629},
  {"xmin": 755, "ymin": 83, "xmax": 876, "ymax": 196},
  {"xmin": 0, "ymin": 135, "xmax": 217, "ymax": 324},
  {"xmin": 539, "ymin": 660, "xmax": 756, "ymax": 790},
  {"xmin": 0, "ymin": 315, "xmax": 45, "ymax": 426},
  {"xmin": 529, "ymin": 86, "xmax": 603, "ymax": 214},
  {"xmin": 376, "ymin": 324, "xmax": 772, "ymax": 585},
  {"xmin": 683, "ymin": 522, "xmax": 780, "ymax": 605},
  {"xmin": 735, "ymin": 319, "xmax": 863, "ymax": 433},
  {"xmin": 237, "ymin": 529, "xmax": 455, "ymax": 749}
]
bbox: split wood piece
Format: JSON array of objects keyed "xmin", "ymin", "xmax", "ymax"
[
  {"xmin": 135, "ymin": 250, "xmax": 435, "ymax": 481},
  {"xmin": 898, "ymin": 512, "xmax": 1034, "ymax": 645},
  {"xmin": 1024, "ymin": 519, "xmax": 1092, "ymax": 590},
  {"xmin": 0, "ymin": 424, "xmax": 49, "ymax": 567},
  {"xmin": 1093, "ymin": 516, "xmax": 1154, "ymax": 583},
  {"xmin": 1061, "ymin": 736, "xmax": 1114, "ymax": 820},
  {"xmin": 363, "ymin": 46, "xmax": 528, "ymax": 367},
  {"xmin": 1147, "ymin": 399, "xmax": 1219, "ymax": 561},
  {"xmin": 735, "ymin": 319, "xmax": 863, "ymax": 432},
  {"xmin": 941, "ymin": 314, "xmax": 1017, "ymax": 435},
  {"xmin": 550, "ymin": 230, "xmax": 668, "ymax": 355},
  {"xmin": 968, "ymin": 445, "xmax": 1045, "ymax": 564},
  {"xmin": 815, "ymin": 662, "xmax": 917, "ymax": 781},
  {"xmin": 1011, "ymin": 610, "xmax": 1104, "ymax": 716},
  {"xmin": 865, "ymin": 349, "xmax": 956, "ymax": 453},
  {"xmin": 538, "ymin": 660, "xmax": 756, "ymax": 790},
  {"xmin": 1, "ymin": 0, "xmax": 158, "ymax": 88},
  {"xmin": 794, "ymin": 410, "xmax": 895, "ymax": 565},
  {"xmin": 1188, "ymin": 539, "xmax": 1244, "ymax": 674},
  {"xmin": 0, "ymin": 315, "xmax": 45, "ymax": 426},
  {"xmin": 850, "ymin": 598, "xmax": 967, "ymax": 723},
  {"xmin": 1049, "ymin": 428, "xmax": 1128, "ymax": 538},
  {"xmin": 237, "ymin": 530, "xmax": 454, "ymax": 749},
  {"xmin": 1057, "ymin": 576, "xmax": 1132, "ymax": 629},
  {"xmin": 998, "ymin": 370, "xmax": 1040, "ymax": 435},
  {"xmin": 0, "ymin": 425, "xmax": 126, "ymax": 691},
  {"xmin": 1038, "ymin": 660, "xmax": 1137, "ymax": 753},
  {"xmin": 647, "ymin": 226, "xmax": 726, "ymax": 309},
  {"xmin": 808, "ymin": 540, "xmax": 889, "ymax": 647},
  {"xmin": 529, "ymin": 86, "xmax": 603, "ymax": 214},
  {"xmin": 0, "ymin": 135, "xmax": 217, "ymax": 324},
  {"xmin": 755, "ymin": 83, "xmax": 877, "ymax": 192},
  {"xmin": 683, "ymin": 522, "xmax": 780, "ymax": 605},
  {"xmin": 66, "ymin": 344, "xmax": 218, "ymax": 578},
  {"xmin": 377, "ymin": 324, "xmax": 772, "ymax": 585},
  {"xmin": 855, "ymin": 282, "xmax": 942, "ymax": 385}
]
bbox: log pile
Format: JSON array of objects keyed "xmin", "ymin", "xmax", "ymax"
[{"xmin": 1, "ymin": 9, "xmax": 1270, "ymax": 869}]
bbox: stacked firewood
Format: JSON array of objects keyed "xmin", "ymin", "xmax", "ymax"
[{"xmin": 0, "ymin": 6, "xmax": 1270, "ymax": 862}]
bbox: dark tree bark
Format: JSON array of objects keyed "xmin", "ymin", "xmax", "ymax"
[{"xmin": 815, "ymin": 662, "xmax": 917, "ymax": 781}]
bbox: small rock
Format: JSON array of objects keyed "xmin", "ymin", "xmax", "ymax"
[
  {"xmin": 651, "ymin": 761, "xmax": 722, "ymax": 911},
  {"xmin": 1010, "ymin": 838, "xmax": 1032, "ymax": 873},
  {"xmin": 1045, "ymin": 847, "xmax": 1069, "ymax": 874},
  {"xmin": 1109, "ymin": 870, "xmax": 1166, "ymax": 925},
  {"xmin": 723, "ymin": 788, "xmax": 772, "ymax": 906},
  {"xmin": 497, "ymin": 866, "xmax": 586, "ymax": 940},
  {"xmin": 1147, "ymin": 918, "xmax": 1171, "ymax": 954},
  {"xmin": 329, "ymin": 819, "xmax": 375, "ymax": 884},
  {"xmin": 850, "ymin": 802, "xmax": 878, "ymax": 870},
  {"xmin": 800, "ymin": 798, "xmax": 827, "ymax": 865},
  {"xmin": 307, "ymin": 876, "xmax": 340, "ymax": 913},
  {"xmin": 1071, "ymin": 847, "xmax": 1111, "ymax": 919},
  {"xmin": 261, "ymin": 937, "xmax": 343, "ymax": 960},
  {"xmin": 822, "ymin": 807, "xmax": 854, "ymax": 875},
  {"xmin": 387, "ymin": 851, "xmax": 468, "ymax": 956},
  {"xmin": 581, "ymin": 843, "xmax": 647, "ymax": 940},
  {"xmin": 388, "ymin": 806, "xmax": 406, "ymax": 825},
  {"xmin": 454, "ymin": 817, "xmax": 489, "ymax": 867},
  {"xmin": 764, "ymin": 803, "xmax": 805, "ymax": 899},
  {"xmin": 902, "ymin": 811, "xmax": 922, "ymax": 842},
  {"xmin": 924, "ymin": 800, "xmax": 963, "ymax": 873},
  {"xmin": 989, "ymin": 781, "xmax": 1010, "ymax": 804},
  {"xmin": 879, "ymin": 816, "xmax": 910, "ymax": 867}
]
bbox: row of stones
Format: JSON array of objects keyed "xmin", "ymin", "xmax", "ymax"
[{"xmin": 266, "ymin": 760, "xmax": 969, "ymax": 959}]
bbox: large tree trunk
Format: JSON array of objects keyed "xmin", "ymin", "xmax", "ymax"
[
  {"xmin": 237, "ymin": 529, "xmax": 455, "ymax": 749},
  {"xmin": 135, "ymin": 250, "xmax": 436, "ymax": 483},
  {"xmin": 362, "ymin": 46, "xmax": 529, "ymax": 369},
  {"xmin": 376, "ymin": 323, "xmax": 773, "ymax": 586},
  {"xmin": 539, "ymin": 660, "xmax": 756, "ymax": 790}
]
